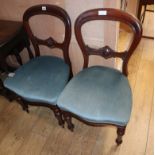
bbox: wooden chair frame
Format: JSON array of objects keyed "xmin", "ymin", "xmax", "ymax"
[
  {"xmin": 137, "ymin": 0, "xmax": 154, "ymax": 39},
  {"xmin": 61, "ymin": 8, "xmax": 142, "ymax": 144},
  {"xmin": 5, "ymin": 4, "xmax": 72, "ymax": 127}
]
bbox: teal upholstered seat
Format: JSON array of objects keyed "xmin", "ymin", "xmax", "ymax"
[
  {"xmin": 4, "ymin": 56, "xmax": 69, "ymax": 104},
  {"xmin": 57, "ymin": 66, "xmax": 132, "ymax": 126}
]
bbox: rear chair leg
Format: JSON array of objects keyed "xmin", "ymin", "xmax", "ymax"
[
  {"xmin": 116, "ymin": 126, "xmax": 126, "ymax": 145},
  {"xmin": 53, "ymin": 108, "xmax": 64, "ymax": 127},
  {"xmin": 63, "ymin": 113, "xmax": 74, "ymax": 131},
  {"xmin": 18, "ymin": 98, "xmax": 29, "ymax": 113}
]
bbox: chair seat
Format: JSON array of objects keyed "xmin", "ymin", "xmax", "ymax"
[
  {"xmin": 57, "ymin": 66, "xmax": 132, "ymax": 126},
  {"xmin": 4, "ymin": 56, "xmax": 70, "ymax": 104}
]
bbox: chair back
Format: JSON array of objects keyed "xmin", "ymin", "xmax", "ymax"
[
  {"xmin": 75, "ymin": 8, "xmax": 142, "ymax": 76},
  {"xmin": 23, "ymin": 4, "xmax": 71, "ymax": 65}
]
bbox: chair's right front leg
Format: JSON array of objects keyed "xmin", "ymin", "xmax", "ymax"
[
  {"xmin": 63, "ymin": 112, "xmax": 74, "ymax": 131},
  {"xmin": 116, "ymin": 126, "xmax": 126, "ymax": 145}
]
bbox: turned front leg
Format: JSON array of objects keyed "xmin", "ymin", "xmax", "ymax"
[
  {"xmin": 53, "ymin": 108, "xmax": 64, "ymax": 127},
  {"xmin": 116, "ymin": 126, "xmax": 126, "ymax": 145},
  {"xmin": 63, "ymin": 112, "xmax": 74, "ymax": 131}
]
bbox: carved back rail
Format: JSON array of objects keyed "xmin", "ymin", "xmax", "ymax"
[
  {"xmin": 23, "ymin": 4, "xmax": 71, "ymax": 65},
  {"xmin": 75, "ymin": 8, "xmax": 142, "ymax": 76}
]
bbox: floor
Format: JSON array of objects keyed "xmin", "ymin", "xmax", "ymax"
[{"xmin": 0, "ymin": 9, "xmax": 153, "ymax": 155}]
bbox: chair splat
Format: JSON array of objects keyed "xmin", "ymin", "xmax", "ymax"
[
  {"xmin": 86, "ymin": 45, "xmax": 128, "ymax": 60},
  {"xmin": 35, "ymin": 36, "xmax": 62, "ymax": 49}
]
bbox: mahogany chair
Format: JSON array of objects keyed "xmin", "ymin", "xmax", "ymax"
[
  {"xmin": 3, "ymin": 4, "xmax": 72, "ymax": 127},
  {"xmin": 57, "ymin": 8, "xmax": 142, "ymax": 144}
]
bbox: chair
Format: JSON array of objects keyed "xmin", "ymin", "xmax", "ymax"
[
  {"xmin": 57, "ymin": 8, "xmax": 142, "ymax": 144},
  {"xmin": 3, "ymin": 4, "xmax": 72, "ymax": 127}
]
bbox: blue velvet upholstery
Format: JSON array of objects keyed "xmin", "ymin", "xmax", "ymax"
[
  {"xmin": 57, "ymin": 66, "xmax": 132, "ymax": 126},
  {"xmin": 4, "ymin": 56, "xmax": 70, "ymax": 104}
]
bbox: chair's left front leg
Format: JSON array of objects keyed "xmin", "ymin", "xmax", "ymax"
[
  {"xmin": 18, "ymin": 98, "xmax": 29, "ymax": 113},
  {"xmin": 63, "ymin": 112, "xmax": 74, "ymax": 131},
  {"xmin": 53, "ymin": 107, "xmax": 64, "ymax": 127}
]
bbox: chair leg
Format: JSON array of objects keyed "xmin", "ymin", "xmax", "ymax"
[
  {"xmin": 63, "ymin": 112, "xmax": 74, "ymax": 131},
  {"xmin": 116, "ymin": 126, "xmax": 126, "ymax": 145},
  {"xmin": 18, "ymin": 98, "xmax": 29, "ymax": 113},
  {"xmin": 53, "ymin": 108, "xmax": 64, "ymax": 127},
  {"xmin": 141, "ymin": 5, "xmax": 147, "ymax": 23}
]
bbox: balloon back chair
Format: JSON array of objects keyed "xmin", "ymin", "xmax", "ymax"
[
  {"xmin": 4, "ymin": 4, "xmax": 72, "ymax": 127},
  {"xmin": 57, "ymin": 8, "xmax": 142, "ymax": 144}
]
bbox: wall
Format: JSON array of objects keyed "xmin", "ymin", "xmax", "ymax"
[{"xmin": 0, "ymin": 0, "xmax": 120, "ymax": 74}]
